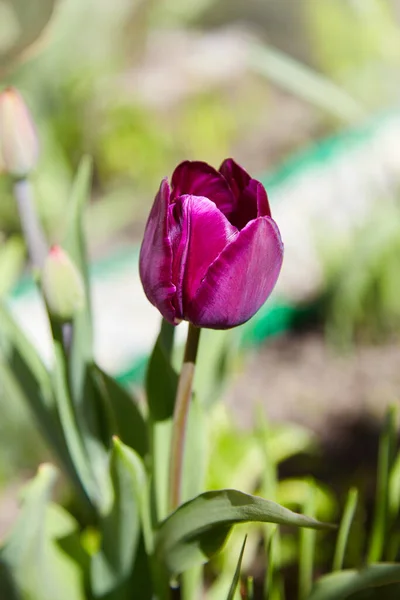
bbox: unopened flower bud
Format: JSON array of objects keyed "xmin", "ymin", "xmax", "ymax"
[
  {"xmin": 42, "ymin": 246, "xmax": 85, "ymax": 322},
  {"xmin": 0, "ymin": 87, "xmax": 39, "ymax": 178}
]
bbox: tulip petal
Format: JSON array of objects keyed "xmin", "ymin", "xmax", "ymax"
[
  {"xmin": 220, "ymin": 158, "xmax": 271, "ymax": 226},
  {"xmin": 139, "ymin": 179, "xmax": 177, "ymax": 323},
  {"xmin": 171, "ymin": 161, "xmax": 235, "ymax": 216},
  {"xmin": 186, "ymin": 217, "xmax": 283, "ymax": 329},
  {"xmin": 219, "ymin": 158, "xmax": 251, "ymax": 199},
  {"xmin": 169, "ymin": 195, "xmax": 238, "ymax": 314}
]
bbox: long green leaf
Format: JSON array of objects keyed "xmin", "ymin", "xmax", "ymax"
[
  {"xmin": 147, "ymin": 320, "xmax": 176, "ymax": 526},
  {"xmin": 299, "ymin": 482, "xmax": 317, "ymax": 600},
  {"xmin": 0, "ymin": 302, "xmax": 53, "ymax": 410},
  {"xmin": 146, "ymin": 320, "xmax": 178, "ymax": 421},
  {"xmin": 63, "ymin": 155, "xmax": 93, "ymax": 303},
  {"xmin": 155, "ymin": 489, "xmax": 334, "ymax": 577},
  {"xmin": 91, "ymin": 438, "xmax": 152, "ymax": 596},
  {"xmin": 308, "ymin": 565, "xmax": 400, "ymax": 600},
  {"xmin": 91, "ymin": 364, "xmax": 148, "ymax": 458},
  {"xmin": 226, "ymin": 536, "xmax": 247, "ymax": 600},
  {"xmin": 368, "ymin": 405, "xmax": 398, "ymax": 563},
  {"xmin": 0, "ymin": 303, "xmax": 74, "ymax": 477},
  {"xmin": 56, "ymin": 159, "xmax": 113, "ymax": 513},
  {"xmin": 52, "ymin": 339, "xmax": 98, "ymax": 509},
  {"xmin": 0, "ymin": 236, "xmax": 25, "ymax": 298},
  {"xmin": 249, "ymin": 42, "xmax": 365, "ymax": 123},
  {"xmin": 62, "ymin": 156, "xmax": 94, "ymax": 406},
  {"xmin": 333, "ymin": 488, "xmax": 359, "ymax": 572}
]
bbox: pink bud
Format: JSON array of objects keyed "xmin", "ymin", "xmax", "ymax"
[
  {"xmin": 42, "ymin": 245, "xmax": 85, "ymax": 322},
  {"xmin": 0, "ymin": 87, "xmax": 39, "ymax": 178}
]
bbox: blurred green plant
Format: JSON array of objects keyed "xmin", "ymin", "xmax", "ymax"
[
  {"xmin": 0, "ymin": 0, "xmax": 56, "ymax": 77},
  {"xmin": 305, "ymin": 0, "xmax": 400, "ymax": 109},
  {"xmin": 322, "ymin": 198, "xmax": 400, "ymax": 345}
]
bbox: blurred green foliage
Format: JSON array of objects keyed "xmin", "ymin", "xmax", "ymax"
[
  {"xmin": 322, "ymin": 198, "xmax": 400, "ymax": 345},
  {"xmin": 306, "ymin": 0, "xmax": 400, "ymax": 109},
  {"xmin": 1, "ymin": 0, "xmax": 399, "ymax": 248}
]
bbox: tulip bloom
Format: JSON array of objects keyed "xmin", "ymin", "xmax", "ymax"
[{"xmin": 139, "ymin": 159, "xmax": 283, "ymax": 329}]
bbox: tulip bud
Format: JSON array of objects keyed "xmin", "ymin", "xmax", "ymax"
[
  {"xmin": 0, "ymin": 87, "xmax": 39, "ymax": 178},
  {"xmin": 41, "ymin": 246, "xmax": 85, "ymax": 322}
]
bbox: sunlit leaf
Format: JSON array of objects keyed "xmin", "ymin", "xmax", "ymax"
[
  {"xmin": 155, "ymin": 489, "xmax": 334, "ymax": 577},
  {"xmin": 309, "ymin": 564, "xmax": 400, "ymax": 600},
  {"xmin": 91, "ymin": 438, "xmax": 152, "ymax": 596}
]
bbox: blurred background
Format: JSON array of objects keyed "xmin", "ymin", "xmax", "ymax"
[{"xmin": 1, "ymin": 0, "xmax": 400, "ymax": 563}]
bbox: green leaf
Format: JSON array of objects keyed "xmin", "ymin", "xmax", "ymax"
[
  {"xmin": 54, "ymin": 158, "xmax": 113, "ymax": 514},
  {"xmin": 194, "ymin": 329, "xmax": 234, "ymax": 407},
  {"xmin": 91, "ymin": 438, "xmax": 152, "ymax": 597},
  {"xmin": 0, "ymin": 303, "xmax": 75, "ymax": 479},
  {"xmin": 0, "ymin": 302, "xmax": 53, "ymax": 410},
  {"xmin": 249, "ymin": 42, "xmax": 365, "ymax": 123},
  {"xmin": 91, "ymin": 364, "xmax": 148, "ymax": 458},
  {"xmin": 299, "ymin": 482, "xmax": 317, "ymax": 600},
  {"xmin": 226, "ymin": 536, "xmax": 247, "ymax": 600},
  {"xmin": 308, "ymin": 565, "xmax": 400, "ymax": 600},
  {"xmin": 0, "ymin": 463, "xmax": 86, "ymax": 600},
  {"xmin": 265, "ymin": 528, "xmax": 283, "ymax": 600},
  {"xmin": 52, "ymin": 339, "xmax": 99, "ymax": 509},
  {"xmin": 182, "ymin": 393, "xmax": 207, "ymax": 503},
  {"xmin": 368, "ymin": 405, "xmax": 398, "ymax": 563},
  {"xmin": 63, "ymin": 155, "xmax": 93, "ymax": 299},
  {"xmin": 146, "ymin": 320, "xmax": 178, "ymax": 421},
  {"xmin": 333, "ymin": 488, "xmax": 359, "ymax": 572},
  {"xmin": 0, "ymin": 235, "xmax": 25, "ymax": 298},
  {"xmin": 0, "ymin": 465, "xmax": 58, "ymax": 600},
  {"xmin": 62, "ymin": 156, "xmax": 94, "ymax": 405},
  {"xmin": 154, "ymin": 489, "xmax": 334, "ymax": 577},
  {"xmin": 246, "ymin": 576, "xmax": 254, "ymax": 600}
]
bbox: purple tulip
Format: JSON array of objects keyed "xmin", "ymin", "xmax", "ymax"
[{"xmin": 139, "ymin": 159, "xmax": 283, "ymax": 329}]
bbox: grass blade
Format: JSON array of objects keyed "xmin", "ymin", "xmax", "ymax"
[
  {"xmin": 226, "ymin": 536, "xmax": 247, "ymax": 600},
  {"xmin": 332, "ymin": 488, "xmax": 358, "ymax": 571},
  {"xmin": 249, "ymin": 42, "xmax": 366, "ymax": 124},
  {"xmin": 299, "ymin": 481, "xmax": 317, "ymax": 600},
  {"xmin": 368, "ymin": 405, "xmax": 398, "ymax": 563}
]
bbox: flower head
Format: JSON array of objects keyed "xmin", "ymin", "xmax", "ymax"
[
  {"xmin": 0, "ymin": 87, "xmax": 39, "ymax": 178},
  {"xmin": 139, "ymin": 159, "xmax": 283, "ymax": 329}
]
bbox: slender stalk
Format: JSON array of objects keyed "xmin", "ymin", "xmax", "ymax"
[
  {"xmin": 169, "ymin": 324, "xmax": 201, "ymax": 512},
  {"xmin": 13, "ymin": 177, "xmax": 47, "ymax": 270}
]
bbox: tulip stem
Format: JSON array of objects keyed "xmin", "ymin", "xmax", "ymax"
[
  {"xmin": 169, "ymin": 324, "xmax": 201, "ymax": 512},
  {"xmin": 14, "ymin": 177, "xmax": 47, "ymax": 271}
]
